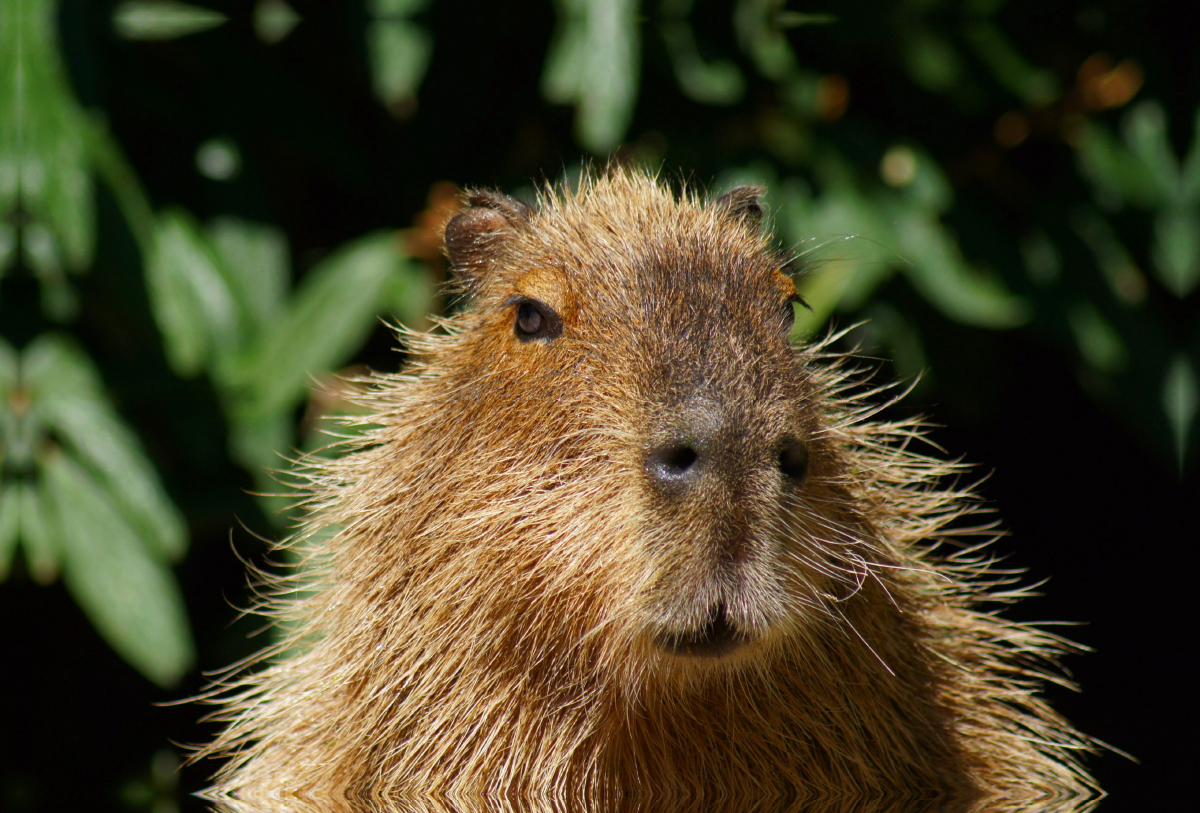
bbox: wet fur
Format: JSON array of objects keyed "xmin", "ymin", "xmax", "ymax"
[{"xmin": 198, "ymin": 169, "xmax": 1098, "ymax": 812}]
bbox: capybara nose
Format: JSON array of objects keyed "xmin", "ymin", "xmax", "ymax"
[
  {"xmin": 645, "ymin": 394, "xmax": 807, "ymax": 493},
  {"xmin": 645, "ymin": 395, "xmax": 726, "ymax": 492}
]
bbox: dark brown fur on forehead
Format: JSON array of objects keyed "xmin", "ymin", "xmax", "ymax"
[{"xmin": 448, "ymin": 171, "xmax": 790, "ymax": 308}]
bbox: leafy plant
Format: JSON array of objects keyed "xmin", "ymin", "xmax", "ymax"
[
  {"xmin": 0, "ymin": 0, "xmax": 433, "ymax": 687},
  {"xmin": 0, "ymin": 5, "xmax": 1194, "ymax": 809}
]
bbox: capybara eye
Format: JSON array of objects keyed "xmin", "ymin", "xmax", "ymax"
[
  {"xmin": 517, "ymin": 302, "xmax": 542, "ymax": 334},
  {"xmin": 513, "ymin": 298, "xmax": 562, "ymax": 342},
  {"xmin": 779, "ymin": 439, "xmax": 809, "ymax": 482}
]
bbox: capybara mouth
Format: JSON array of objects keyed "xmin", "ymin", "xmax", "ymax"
[{"xmin": 657, "ymin": 602, "xmax": 745, "ymax": 658}]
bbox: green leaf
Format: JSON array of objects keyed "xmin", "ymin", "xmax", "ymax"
[
  {"xmin": 113, "ymin": 1, "xmax": 228, "ymax": 40},
  {"xmin": 0, "ymin": 222, "xmax": 16, "ymax": 274},
  {"xmin": 0, "ymin": 337, "xmax": 16, "ymax": 394},
  {"xmin": 893, "ymin": 208, "xmax": 1028, "ymax": 328},
  {"xmin": 235, "ymin": 232, "xmax": 409, "ymax": 418},
  {"xmin": 1020, "ymin": 230, "xmax": 1061, "ymax": 286},
  {"xmin": 369, "ymin": 0, "xmax": 429, "ymax": 13},
  {"xmin": 0, "ymin": 0, "xmax": 96, "ymax": 274},
  {"xmin": 1070, "ymin": 207, "xmax": 1149, "ymax": 305},
  {"xmin": 1076, "ymin": 121, "xmax": 1162, "ymax": 207},
  {"xmin": 208, "ymin": 217, "xmax": 291, "ymax": 333},
  {"xmin": 42, "ymin": 452, "xmax": 195, "ymax": 687},
  {"xmin": 194, "ymin": 137, "xmax": 241, "ymax": 181},
  {"xmin": 253, "ymin": 0, "xmax": 301, "ymax": 45},
  {"xmin": 1122, "ymin": 101, "xmax": 1183, "ymax": 204},
  {"xmin": 18, "ymin": 481, "xmax": 58, "ymax": 584},
  {"xmin": 1181, "ymin": 105, "xmax": 1200, "ymax": 204},
  {"xmin": 1067, "ymin": 302, "xmax": 1128, "ymax": 374},
  {"xmin": 230, "ymin": 411, "xmax": 299, "ymax": 526},
  {"xmin": 1151, "ymin": 207, "xmax": 1200, "ymax": 297},
  {"xmin": 733, "ymin": 0, "xmax": 800, "ymax": 81},
  {"xmin": 900, "ymin": 27, "xmax": 963, "ymax": 95},
  {"xmin": 662, "ymin": 22, "xmax": 745, "ymax": 106},
  {"xmin": 1, "ymin": 339, "xmax": 40, "ymax": 467},
  {"xmin": 22, "ymin": 336, "xmax": 187, "ymax": 560},
  {"xmin": 1163, "ymin": 355, "xmax": 1199, "ymax": 473},
  {"xmin": 961, "ymin": 22, "xmax": 1058, "ymax": 107},
  {"xmin": 228, "ymin": 410, "xmax": 294, "ymax": 477},
  {"xmin": 367, "ymin": 21, "xmax": 433, "ymax": 114},
  {"xmin": 888, "ymin": 145, "xmax": 953, "ymax": 215},
  {"xmin": 543, "ymin": 0, "xmax": 640, "ymax": 152},
  {"xmin": 790, "ymin": 201, "xmax": 899, "ymax": 332},
  {"xmin": 0, "ymin": 485, "xmax": 19, "ymax": 580},
  {"xmin": 382, "ymin": 254, "xmax": 436, "ymax": 330},
  {"xmin": 146, "ymin": 209, "xmax": 241, "ymax": 377},
  {"xmin": 20, "ymin": 333, "xmax": 105, "ymax": 399}
]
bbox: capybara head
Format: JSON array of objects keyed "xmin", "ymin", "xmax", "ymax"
[{"xmin": 200, "ymin": 169, "xmax": 1098, "ymax": 813}]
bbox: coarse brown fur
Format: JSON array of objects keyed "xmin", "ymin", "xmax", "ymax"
[{"xmin": 198, "ymin": 169, "xmax": 1099, "ymax": 813}]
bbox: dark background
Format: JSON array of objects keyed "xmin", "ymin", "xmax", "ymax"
[{"xmin": 1, "ymin": 1, "xmax": 1193, "ymax": 811}]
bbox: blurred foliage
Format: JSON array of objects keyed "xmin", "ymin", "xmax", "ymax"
[{"xmin": 0, "ymin": 0, "xmax": 1196, "ymax": 808}]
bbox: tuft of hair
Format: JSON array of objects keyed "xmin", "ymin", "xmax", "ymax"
[{"xmin": 196, "ymin": 167, "xmax": 1100, "ymax": 813}]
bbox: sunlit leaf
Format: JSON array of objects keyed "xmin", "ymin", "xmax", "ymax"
[
  {"xmin": 86, "ymin": 120, "xmax": 157, "ymax": 255},
  {"xmin": 1068, "ymin": 303, "xmax": 1128, "ymax": 374},
  {"xmin": 113, "ymin": 1, "xmax": 228, "ymax": 41},
  {"xmin": 370, "ymin": 0, "xmax": 428, "ymax": 13},
  {"xmin": 195, "ymin": 137, "xmax": 241, "ymax": 181},
  {"xmin": 20, "ymin": 333, "xmax": 103, "ymax": 398},
  {"xmin": 208, "ymin": 217, "xmax": 290, "ymax": 333},
  {"xmin": 1181, "ymin": 105, "xmax": 1200, "ymax": 203},
  {"xmin": 1, "ymin": 337, "xmax": 38, "ymax": 470},
  {"xmin": 1076, "ymin": 121, "xmax": 1161, "ymax": 207},
  {"xmin": 1020, "ymin": 230, "xmax": 1061, "ymax": 286},
  {"xmin": 367, "ymin": 21, "xmax": 433, "ymax": 115},
  {"xmin": 1, "ymin": 0, "xmax": 96, "ymax": 277},
  {"xmin": 146, "ymin": 209, "xmax": 241, "ymax": 377},
  {"xmin": 229, "ymin": 411, "xmax": 296, "ymax": 524},
  {"xmin": 235, "ymin": 232, "xmax": 410, "ymax": 418},
  {"xmin": 253, "ymin": 0, "xmax": 301, "ymax": 45},
  {"xmin": 42, "ymin": 452, "xmax": 195, "ymax": 687},
  {"xmin": 0, "ymin": 338, "xmax": 16, "ymax": 394},
  {"xmin": 900, "ymin": 27, "xmax": 962, "ymax": 94},
  {"xmin": 733, "ymin": 0, "xmax": 800, "ymax": 80},
  {"xmin": 764, "ymin": 174, "xmax": 903, "ymax": 335},
  {"xmin": 543, "ymin": 0, "xmax": 640, "ymax": 152},
  {"xmin": 0, "ymin": 222, "xmax": 16, "ymax": 274},
  {"xmin": 21, "ymin": 336, "xmax": 188, "ymax": 561},
  {"xmin": 383, "ymin": 255, "xmax": 436, "ymax": 330},
  {"xmin": 962, "ymin": 22, "xmax": 1058, "ymax": 107},
  {"xmin": 1122, "ymin": 101, "xmax": 1182, "ymax": 204},
  {"xmin": 1163, "ymin": 355, "xmax": 1198, "ymax": 472},
  {"xmin": 41, "ymin": 395, "xmax": 189, "ymax": 562},
  {"xmin": 1070, "ymin": 208, "xmax": 1148, "ymax": 305},
  {"xmin": 0, "ymin": 486, "xmax": 19, "ymax": 580},
  {"xmin": 18, "ymin": 481, "xmax": 58, "ymax": 585},
  {"xmin": 907, "ymin": 154, "xmax": 953, "ymax": 215},
  {"xmin": 894, "ymin": 208, "xmax": 1028, "ymax": 328},
  {"xmin": 543, "ymin": 3, "xmax": 590, "ymax": 112},
  {"xmin": 858, "ymin": 302, "xmax": 928, "ymax": 385},
  {"xmin": 1151, "ymin": 207, "xmax": 1200, "ymax": 297},
  {"xmin": 228, "ymin": 410, "xmax": 293, "ymax": 478},
  {"xmin": 662, "ymin": 21, "xmax": 744, "ymax": 106}
]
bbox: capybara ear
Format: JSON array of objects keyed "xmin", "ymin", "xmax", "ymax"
[
  {"xmin": 712, "ymin": 185, "xmax": 765, "ymax": 228},
  {"xmin": 444, "ymin": 192, "xmax": 533, "ymax": 291}
]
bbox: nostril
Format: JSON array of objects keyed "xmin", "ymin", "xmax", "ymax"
[
  {"xmin": 663, "ymin": 445, "xmax": 698, "ymax": 473},
  {"xmin": 649, "ymin": 443, "xmax": 700, "ymax": 482},
  {"xmin": 779, "ymin": 439, "xmax": 809, "ymax": 482}
]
